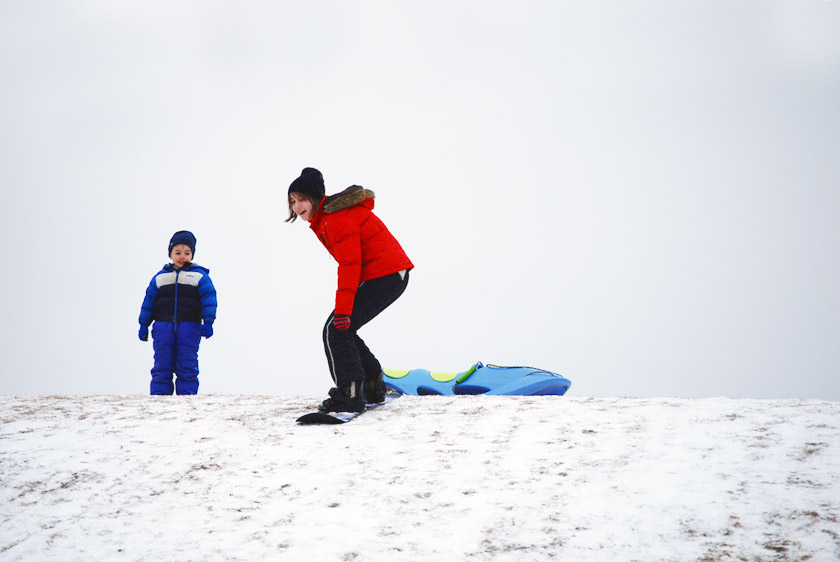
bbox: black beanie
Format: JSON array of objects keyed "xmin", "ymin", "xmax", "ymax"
[
  {"xmin": 168, "ymin": 230, "xmax": 196, "ymax": 257},
  {"xmin": 288, "ymin": 167, "xmax": 325, "ymax": 200}
]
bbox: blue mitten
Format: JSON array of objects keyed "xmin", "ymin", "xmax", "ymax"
[
  {"xmin": 138, "ymin": 324, "xmax": 149, "ymax": 342},
  {"xmin": 202, "ymin": 321, "xmax": 214, "ymax": 339}
]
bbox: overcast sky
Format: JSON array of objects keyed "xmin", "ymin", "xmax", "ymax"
[{"xmin": 1, "ymin": 1, "xmax": 838, "ymax": 399}]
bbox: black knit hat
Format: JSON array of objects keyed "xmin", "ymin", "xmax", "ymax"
[
  {"xmin": 168, "ymin": 230, "xmax": 196, "ymax": 257},
  {"xmin": 288, "ymin": 167, "xmax": 325, "ymax": 200}
]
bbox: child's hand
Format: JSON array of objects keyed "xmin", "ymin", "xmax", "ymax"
[
  {"xmin": 202, "ymin": 322, "xmax": 214, "ymax": 339},
  {"xmin": 333, "ymin": 314, "xmax": 351, "ymax": 331},
  {"xmin": 138, "ymin": 324, "xmax": 149, "ymax": 342}
]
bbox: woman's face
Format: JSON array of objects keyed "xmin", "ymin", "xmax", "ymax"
[{"xmin": 290, "ymin": 193, "xmax": 315, "ymax": 222}]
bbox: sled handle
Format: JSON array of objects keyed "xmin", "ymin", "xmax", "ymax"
[{"xmin": 454, "ymin": 363, "xmax": 479, "ymax": 384}]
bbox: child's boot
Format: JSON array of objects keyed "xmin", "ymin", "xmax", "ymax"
[
  {"xmin": 364, "ymin": 371, "xmax": 387, "ymax": 404},
  {"xmin": 318, "ymin": 380, "xmax": 366, "ymax": 413}
]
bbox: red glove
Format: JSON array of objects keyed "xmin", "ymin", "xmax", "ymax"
[{"xmin": 333, "ymin": 314, "xmax": 351, "ymax": 331}]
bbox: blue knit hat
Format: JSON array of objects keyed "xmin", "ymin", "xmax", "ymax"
[{"xmin": 168, "ymin": 230, "xmax": 196, "ymax": 257}]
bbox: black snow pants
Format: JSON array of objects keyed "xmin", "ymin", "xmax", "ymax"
[{"xmin": 322, "ymin": 270, "xmax": 409, "ymax": 387}]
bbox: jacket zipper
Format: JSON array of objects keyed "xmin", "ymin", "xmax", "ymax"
[{"xmin": 173, "ymin": 268, "xmax": 179, "ymax": 324}]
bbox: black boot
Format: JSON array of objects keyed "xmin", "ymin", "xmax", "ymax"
[
  {"xmin": 318, "ymin": 380, "xmax": 366, "ymax": 413},
  {"xmin": 364, "ymin": 371, "xmax": 386, "ymax": 404}
]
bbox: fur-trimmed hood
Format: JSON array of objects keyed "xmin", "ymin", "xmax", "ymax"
[{"xmin": 322, "ymin": 185, "xmax": 375, "ymax": 214}]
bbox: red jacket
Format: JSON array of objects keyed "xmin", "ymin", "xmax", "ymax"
[{"xmin": 309, "ymin": 186, "xmax": 414, "ymax": 316}]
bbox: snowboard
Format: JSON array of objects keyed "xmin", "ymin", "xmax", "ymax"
[{"xmin": 296, "ymin": 389, "xmax": 402, "ymax": 425}]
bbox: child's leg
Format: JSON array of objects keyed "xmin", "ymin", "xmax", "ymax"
[
  {"xmin": 323, "ymin": 271, "xmax": 409, "ymax": 387},
  {"xmin": 174, "ymin": 322, "xmax": 202, "ymax": 395},
  {"xmin": 150, "ymin": 322, "xmax": 176, "ymax": 395}
]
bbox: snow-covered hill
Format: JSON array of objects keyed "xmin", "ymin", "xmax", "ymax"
[{"xmin": 2, "ymin": 395, "xmax": 838, "ymax": 561}]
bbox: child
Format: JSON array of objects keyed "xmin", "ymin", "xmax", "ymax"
[
  {"xmin": 287, "ymin": 167, "xmax": 414, "ymax": 413},
  {"xmin": 138, "ymin": 230, "xmax": 217, "ymax": 395}
]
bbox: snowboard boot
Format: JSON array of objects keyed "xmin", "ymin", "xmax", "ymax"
[
  {"xmin": 364, "ymin": 371, "xmax": 387, "ymax": 404},
  {"xmin": 318, "ymin": 380, "xmax": 366, "ymax": 413}
]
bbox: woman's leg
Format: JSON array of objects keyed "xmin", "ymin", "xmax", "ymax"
[{"xmin": 322, "ymin": 271, "xmax": 409, "ymax": 393}]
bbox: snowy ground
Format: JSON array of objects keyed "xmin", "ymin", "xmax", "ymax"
[{"xmin": 1, "ymin": 395, "xmax": 838, "ymax": 562}]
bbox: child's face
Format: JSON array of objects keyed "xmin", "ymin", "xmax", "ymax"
[
  {"xmin": 290, "ymin": 193, "xmax": 315, "ymax": 222},
  {"xmin": 170, "ymin": 244, "xmax": 193, "ymax": 267}
]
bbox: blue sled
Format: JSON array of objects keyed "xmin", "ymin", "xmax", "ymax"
[{"xmin": 383, "ymin": 362, "xmax": 571, "ymax": 396}]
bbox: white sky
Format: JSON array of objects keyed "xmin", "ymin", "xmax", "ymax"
[{"xmin": 1, "ymin": 1, "xmax": 839, "ymax": 398}]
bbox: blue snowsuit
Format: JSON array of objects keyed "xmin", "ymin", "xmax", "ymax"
[{"xmin": 139, "ymin": 263, "xmax": 217, "ymax": 395}]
